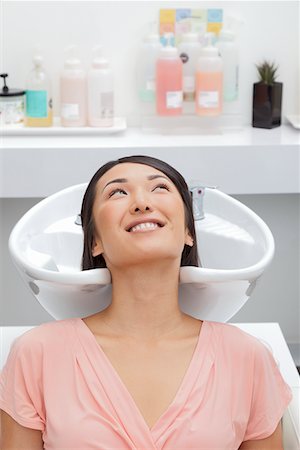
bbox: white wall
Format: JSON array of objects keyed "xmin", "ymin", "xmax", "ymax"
[{"xmin": 1, "ymin": 1, "xmax": 299, "ymax": 126}]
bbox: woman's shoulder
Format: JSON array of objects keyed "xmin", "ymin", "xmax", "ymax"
[
  {"xmin": 206, "ymin": 320, "xmax": 264, "ymax": 355},
  {"xmin": 12, "ymin": 318, "xmax": 79, "ymax": 352}
]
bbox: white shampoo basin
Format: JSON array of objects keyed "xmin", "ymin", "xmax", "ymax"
[{"xmin": 8, "ymin": 183, "xmax": 274, "ymax": 321}]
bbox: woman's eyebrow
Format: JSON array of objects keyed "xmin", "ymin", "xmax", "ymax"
[
  {"xmin": 102, "ymin": 174, "xmax": 170, "ymax": 192},
  {"xmin": 102, "ymin": 178, "xmax": 127, "ymax": 192}
]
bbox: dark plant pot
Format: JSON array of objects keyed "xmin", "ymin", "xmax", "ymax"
[{"xmin": 252, "ymin": 82, "xmax": 283, "ymax": 129}]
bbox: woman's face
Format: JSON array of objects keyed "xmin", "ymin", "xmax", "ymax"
[{"xmin": 91, "ymin": 163, "xmax": 193, "ymax": 270}]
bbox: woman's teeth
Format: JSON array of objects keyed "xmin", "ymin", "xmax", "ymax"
[{"xmin": 130, "ymin": 222, "xmax": 159, "ymax": 232}]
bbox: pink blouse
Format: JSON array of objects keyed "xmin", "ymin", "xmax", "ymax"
[{"xmin": 0, "ymin": 318, "xmax": 292, "ymax": 449}]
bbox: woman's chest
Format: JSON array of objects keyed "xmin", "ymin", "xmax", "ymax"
[
  {"xmin": 97, "ymin": 337, "xmax": 199, "ymax": 429},
  {"xmin": 43, "ymin": 322, "xmax": 247, "ymax": 449}
]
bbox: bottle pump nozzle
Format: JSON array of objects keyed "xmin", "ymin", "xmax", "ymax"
[
  {"xmin": 64, "ymin": 45, "xmax": 81, "ymax": 68},
  {"xmin": 0, "ymin": 73, "xmax": 9, "ymax": 92},
  {"xmin": 32, "ymin": 45, "xmax": 44, "ymax": 66},
  {"xmin": 91, "ymin": 45, "xmax": 109, "ymax": 69}
]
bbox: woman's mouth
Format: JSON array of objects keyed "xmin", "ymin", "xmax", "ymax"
[{"xmin": 129, "ymin": 222, "xmax": 162, "ymax": 233}]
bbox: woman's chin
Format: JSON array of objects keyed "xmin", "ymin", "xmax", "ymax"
[{"xmin": 110, "ymin": 252, "xmax": 180, "ymax": 270}]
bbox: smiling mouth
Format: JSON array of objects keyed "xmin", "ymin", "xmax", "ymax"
[{"xmin": 128, "ymin": 222, "xmax": 164, "ymax": 233}]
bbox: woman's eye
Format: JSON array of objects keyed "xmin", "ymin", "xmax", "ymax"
[
  {"xmin": 108, "ymin": 188, "xmax": 127, "ymax": 198},
  {"xmin": 154, "ymin": 183, "xmax": 170, "ymax": 191}
]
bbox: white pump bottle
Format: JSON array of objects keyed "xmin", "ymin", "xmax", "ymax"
[
  {"xmin": 137, "ymin": 25, "xmax": 162, "ymax": 104},
  {"xmin": 178, "ymin": 33, "xmax": 201, "ymax": 102},
  {"xmin": 87, "ymin": 46, "xmax": 114, "ymax": 127},
  {"xmin": 215, "ymin": 21, "xmax": 239, "ymax": 102},
  {"xmin": 60, "ymin": 45, "xmax": 87, "ymax": 127}
]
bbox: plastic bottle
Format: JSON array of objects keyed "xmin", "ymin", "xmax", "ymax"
[
  {"xmin": 60, "ymin": 46, "xmax": 86, "ymax": 127},
  {"xmin": 87, "ymin": 46, "xmax": 114, "ymax": 127},
  {"xmin": 178, "ymin": 33, "xmax": 201, "ymax": 102},
  {"xmin": 215, "ymin": 28, "xmax": 239, "ymax": 102},
  {"xmin": 137, "ymin": 25, "xmax": 162, "ymax": 104},
  {"xmin": 156, "ymin": 33, "xmax": 183, "ymax": 116},
  {"xmin": 24, "ymin": 48, "xmax": 53, "ymax": 127},
  {"xmin": 195, "ymin": 33, "xmax": 223, "ymax": 116}
]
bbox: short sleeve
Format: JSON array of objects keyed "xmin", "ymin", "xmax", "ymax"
[
  {"xmin": 243, "ymin": 338, "xmax": 293, "ymax": 441},
  {"xmin": 0, "ymin": 331, "xmax": 46, "ymax": 431}
]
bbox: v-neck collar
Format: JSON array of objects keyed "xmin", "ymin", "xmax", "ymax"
[{"xmin": 74, "ymin": 317, "xmax": 214, "ymax": 447}]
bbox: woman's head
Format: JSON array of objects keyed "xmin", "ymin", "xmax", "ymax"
[{"xmin": 81, "ymin": 155, "xmax": 200, "ymax": 271}]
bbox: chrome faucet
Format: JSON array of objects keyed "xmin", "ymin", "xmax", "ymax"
[
  {"xmin": 75, "ymin": 214, "xmax": 82, "ymax": 226},
  {"xmin": 189, "ymin": 182, "xmax": 218, "ymax": 220}
]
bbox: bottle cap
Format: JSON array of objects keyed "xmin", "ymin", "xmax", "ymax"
[
  {"xmin": 143, "ymin": 21, "xmax": 161, "ymax": 44},
  {"xmin": 33, "ymin": 54, "xmax": 44, "ymax": 66},
  {"xmin": 91, "ymin": 45, "xmax": 109, "ymax": 69},
  {"xmin": 64, "ymin": 45, "xmax": 82, "ymax": 69},
  {"xmin": 199, "ymin": 33, "xmax": 218, "ymax": 57},
  {"xmin": 32, "ymin": 46, "xmax": 44, "ymax": 67}
]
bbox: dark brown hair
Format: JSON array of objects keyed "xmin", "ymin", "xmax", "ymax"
[{"xmin": 80, "ymin": 155, "xmax": 201, "ymax": 270}]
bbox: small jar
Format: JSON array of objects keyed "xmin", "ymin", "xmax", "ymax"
[{"xmin": 0, "ymin": 73, "xmax": 25, "ymax": 125}]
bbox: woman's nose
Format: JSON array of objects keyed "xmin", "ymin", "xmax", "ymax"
[{"xmin": 129, "ymin": 190, "xmax": 153, "ymax": 214}]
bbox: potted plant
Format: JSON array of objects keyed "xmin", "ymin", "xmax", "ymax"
[{"xmin": 252, "ymin": 60, "xmax": 283, "ymax": 129}]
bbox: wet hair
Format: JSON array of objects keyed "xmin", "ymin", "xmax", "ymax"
[{"xmin": 80, "ymin": 155, "xmax": 201, "ymax": 270}]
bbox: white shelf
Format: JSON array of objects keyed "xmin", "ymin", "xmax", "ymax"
[
  {"xmin": 1, "ymin": 122, "xmax": 299, "ymax": 149},
  {"xmin": 1, "ymin": 117, "xmax": 127, "ymax": 136},
  {"xmin": 0, "ymin": 125, "xmax": 299, "ymax": 197}
]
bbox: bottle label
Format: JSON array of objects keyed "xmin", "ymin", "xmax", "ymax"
[
  {"xmin": 26, "ymin": 90, "xmax": 47, "ymax": 118},
  {"xmin": 99, "ymin": 92, "xmax": 113, "ymax": 119},
  {"xmin": 61, "ymin": 103, "xmax": 79, "ymax": 119},
  {"xmin": 198, "ymin": 91, "xmax": 219, "ymax": 108},
  {"xmin": 0, "ymin": 98, "xmax": 24, "ymax": 124},
  {"xmin": 166, "ymin": 91, "xmax": 183, "ymax": 109}
]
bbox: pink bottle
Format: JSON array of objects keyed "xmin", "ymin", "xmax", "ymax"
[
  {"xmin": 60, "ymin": 46, "xmax": 87, "ymax": 127},
  {"xmin": 156, "ymin": 35, "xmax": 183, "ymax": 116},
  {"xmin": 195, "ymin": 34, "xmax": 223, "ymax": 116}
]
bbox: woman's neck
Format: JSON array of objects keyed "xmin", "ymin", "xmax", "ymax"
[{"xmin": 98, "ymin": 262, "xmax": 187, "ymax": 341}]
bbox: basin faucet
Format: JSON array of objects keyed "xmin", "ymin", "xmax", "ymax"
[
  {"xmin": 75, "ymin": 214, "xmax": 82, "ymax": 226},
  {"xmin": 189, "ymin": 182, "xmax": 218, "ymax": 220}
]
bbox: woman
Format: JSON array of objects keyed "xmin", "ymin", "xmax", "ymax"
[{"xmin": 0, "ymin": 155, "xmax": 292, "ymax": 449}]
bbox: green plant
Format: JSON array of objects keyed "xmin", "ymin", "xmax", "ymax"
[{"xmin": 255, "ymin": 60, "xmax": 279, "ymax": 85}]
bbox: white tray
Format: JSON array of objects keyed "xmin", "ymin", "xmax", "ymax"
[
  {"xmin": 0, "ymin": 117, "xmax": 127, "ymax": 136},
  {"xmin": 286, "ymin": 115, "xmax": 300, "ymax": 130}
]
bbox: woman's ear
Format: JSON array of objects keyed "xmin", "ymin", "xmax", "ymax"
[
  {"xmin": 185, "ymin": 230, "xmax": 194, "ymax": 247},
  {"xmin": 92, "ymin": 236, "xmax": 104, "ymax": 257}
]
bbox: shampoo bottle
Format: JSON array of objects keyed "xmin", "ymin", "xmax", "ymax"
[
  {"xmin": 156, "ymin": 33, "xmax": 183, "ymax": 116},
  {"xmin": 195, "ymin": 33, "xmax": 223, "ymax": 116},
  {"xmin": 178, "ymin": 33, "xmax": 201, "ymax": 102},
  {"xmin": 215, "ymin": 28, "xmax": 239, "ymax": 102},
  {"xmin": 87, "ymin": 46, "xmax": 114, "ymax": 127},
  {"xmin": 137, "ymin": 26, "xmax": 162, "ymax": 104},
  {"xmin": 60, "ymin": 46, "xmax": 86, "ymax": 127},
  {"xmin": 25, "ymin": 48, "xmax": 53, "ymax": 127}
]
